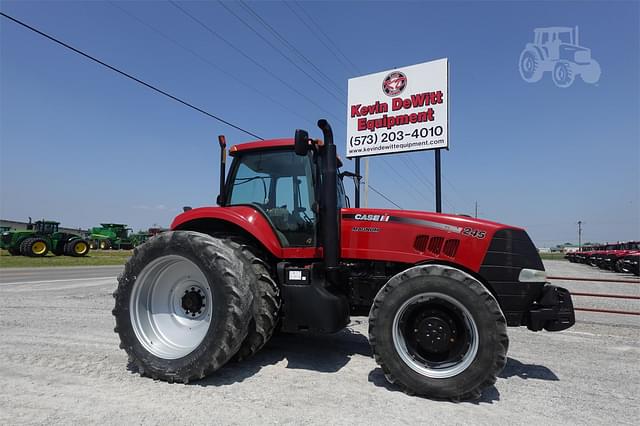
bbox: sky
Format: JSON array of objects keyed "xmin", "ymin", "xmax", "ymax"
[{"xmin": 0, "ymin": 0, "xmax": 638, "ymax": 247}]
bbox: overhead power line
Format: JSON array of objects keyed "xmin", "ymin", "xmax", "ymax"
[
  {"xmin": 168, "ymin": 0, "xmax": 344, "ymax": 124},
  {"xmin": 285, "ymin": 1, "xmax": 361, "ymax": 75},
  {"xmin": 0, "ymin": 11, "xmax": 264, "ymax": 140},
  {"xmin": 368, "ymin": 184, "xmax": 403, "ymax": 209},
  {"xmin": 217, "ymin": 0, "xmax": 344, "ymax": 103},
  {"xmin": 108, "ymin": 1, "xmax": 316, "ymax": 128},
  {"xmin": 1, "ymin": 10, "xmax": 405, "ymax": 211},
  {"xmin": 236, "ymin": 0, "xmax": 346, "ymax": 96}
]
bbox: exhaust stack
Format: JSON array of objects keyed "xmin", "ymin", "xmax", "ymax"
[
  {"xmin": 217, "ymin": 135, "xmax": 227, "ymax": 205},
  {"xmin": 317, "ymin": 119, "xmax": 340, "ymax": 283}
]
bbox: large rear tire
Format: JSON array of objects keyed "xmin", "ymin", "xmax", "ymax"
[
  {"xmin": 112, "ymin": 231, "xmax": 253, "ymax": 383},
  {"xmin": 519, "ymin": 49, "xmax": 544, "ymax": 83},
  {"xmin": 231, "ymin": 241, "xmax": 280, "ymax": 361},
  {"xmin": 208, "ymin": 234, "xmax": 281, "ymax": 361},
  {"xmin": 369, "ymin": 264, "xmax": 508, "ymax": 400},
  {"xmin": 20, "ymin": 237, "xmax": 49, "ymax": 257}
]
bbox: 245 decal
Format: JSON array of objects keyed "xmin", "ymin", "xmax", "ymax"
[{"xmin": 462, "ymin": 227, "xmax": 486, "ymax": 239}]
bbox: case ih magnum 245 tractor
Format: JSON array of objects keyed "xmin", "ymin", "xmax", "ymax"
[{"xmin": 113, "ymin": 120, "xmax": 575, "ymax": 399}]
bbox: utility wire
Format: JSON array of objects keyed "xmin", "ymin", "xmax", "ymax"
[
  {"xmin": 168, "ymin": 0, "xmax": 344, "ymax": 124},
  {"xmin": 0, "ymin": 11, "xmax": 264, "ymax": 140},
  {"xmin": 217, "ymin": 0, "xmax": 344, "ymax": 103},
  {"xmin": 404, "ymin": 155, "xmax": 456, "ymax": 212},
  {"xmin": 380, "ymin": 158, "xmax": 435, "ymax": 209},
  {"xmin": 108, "ymin": 1, "xmax": 316, "ymax": 128},
  {"xmin": 368, "ymin": 184, "xmax": 403, "ymax": 209},
  {"xmin": 236, "ymin": 0, "xmax": 346, "ymax": 96},
  {"xmin": 1, "ymin": 10, "xmax": 403, "ymax": 212},
  {"xmin": 285, "ymin": 1, "xmax": 361, "ymax": 75}
]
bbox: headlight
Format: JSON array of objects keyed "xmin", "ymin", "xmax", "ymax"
[{"xmin": 519, "ymin": 268, "xmax": 547, "ymax": 282}]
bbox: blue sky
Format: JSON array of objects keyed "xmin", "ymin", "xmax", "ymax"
[{"xmin": 1, "ymin": 0, "xmax": 638, "ymax": 246}]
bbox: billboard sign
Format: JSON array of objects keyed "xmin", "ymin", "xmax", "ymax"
[{"xmin": 346, "ymin": 58, "xmax": 448, "ymax": 158}]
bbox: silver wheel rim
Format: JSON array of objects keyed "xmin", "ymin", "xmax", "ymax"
[
  {"xmin": 130, "ymin": 255, "xmax": 213, "ymax": 359},
  {"xmin": 392, "ymin": 292, "xmax": 479, "ymax": 379}
]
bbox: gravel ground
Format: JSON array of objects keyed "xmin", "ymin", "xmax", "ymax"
[{"xmin": 0, "ymin": 261, "xmax": 638, "ymax": 425}]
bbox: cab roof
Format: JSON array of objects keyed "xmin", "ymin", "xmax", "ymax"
[
  {"xmin": 229, "ymin": 138, "xmax": 344, "ymax": 167},
  {"xmin": 229, "ymin": 138, "xmax": 293, "ymax": 155},
  {"xmin": 534, "ymin": 26, "xmax": 573, "ymax": 32}
]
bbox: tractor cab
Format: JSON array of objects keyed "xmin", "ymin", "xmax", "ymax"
[
  {"xmin": 35, "ymin": 220, "xmax": 59, "ymax": 235},
  {"xmin": 224, "ymin": 138, "xmax": 346, "ymax": 248}
]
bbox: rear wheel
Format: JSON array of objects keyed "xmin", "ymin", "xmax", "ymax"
[
  {"xmin": 65, "ymin": 239, "xmax": 90, "ymax": 257},
  {"xmin": 112, "ymin": 231, "xmax": 253, "ymax": 383},
  {"xmin": 20, "ymin": 238, "xmax": 49, "ymax": 257},
  {"xmin": 518, "ymin": 49, "xmax": 543, "ymax": 83},
  {"xmin": 369, "ymin": 265, "xmax": 508, "ymax": 400}
]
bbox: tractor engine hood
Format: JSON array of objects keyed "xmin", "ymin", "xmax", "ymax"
[{"xmin": 340, "ymin": 208, "xmax": 529, "ymax": 272}]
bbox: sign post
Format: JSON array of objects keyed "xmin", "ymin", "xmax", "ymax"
[{"xmin": 346, "ymin": 58, "xmax": 449, "ymax": 211}]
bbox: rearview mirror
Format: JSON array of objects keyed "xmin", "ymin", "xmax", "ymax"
[{"xmin": 294, "ymin": 129, "xmax": 310, "ymax": 156}]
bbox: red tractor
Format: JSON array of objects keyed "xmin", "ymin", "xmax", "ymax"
[{"xmin": 113, "ymin": 120, "xmax": 574, "ymax": 399}]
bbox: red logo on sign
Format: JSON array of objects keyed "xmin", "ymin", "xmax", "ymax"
[{"xmin": 382, "ymin": 71, "xmax": 407, "ymax": 96}]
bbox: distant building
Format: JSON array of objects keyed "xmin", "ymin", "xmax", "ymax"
[
  {"xmin": 537, "ymin": 247, "xmax": 551, "ymax": 253},
  {"xmin": 556, "ymin": 243, "xmax": 580, "ymax": 253}
]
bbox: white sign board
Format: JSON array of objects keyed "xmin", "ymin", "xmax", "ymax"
[{"xmin": 346, "ymin": 58, "xmax": 448, "ymax": 158}]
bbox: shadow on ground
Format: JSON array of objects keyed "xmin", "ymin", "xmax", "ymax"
[
  {"xmin": 192, "ymin": 327, "xmax": 371, "ymax": 387},
  {"xmin": 368, "ymin": 357, "xmax": 558, "ymax": 404},
  {"xmin": 128, "ymin": 327, "xmax": 558, "ymax": 401}
]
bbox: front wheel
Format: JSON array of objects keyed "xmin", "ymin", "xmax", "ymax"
[
  {"xmin": 65, "ymin": 239, "xmax": 90, "ymax": 257},
  {"xmin": 112, "ymin": 231, "xmax": 253, "ymax": 383},
  {"xmin": 369, "ymin": 265, "xmax": 508, "ymax": 400},
  {"xmin": 20, "ymin": 238, "xmax": 49, "ymax": 257},
  {"xmin": 552, "ymin": 61, "xmax": 575, "ymax": 88}
]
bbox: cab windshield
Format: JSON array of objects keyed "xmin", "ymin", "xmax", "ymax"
[{"xmin": 228, "ymin": 150, "xmax": 316, "ymax": 247}]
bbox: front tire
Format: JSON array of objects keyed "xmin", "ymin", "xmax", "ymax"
[
  {"xmin": 112, "ymin": 231, "xmax": 253, "ymax": 383},
  {"xmin": 552, "ymin": 61, "xmax": 575, "ymax": 88},
  {"xmin": 65, "ymin": 239, "xmax": 90, "ymax": 257},
  {"xmin": 20, "ymin": 237, "xmax": 49, "ymax": 257},
  {"xmin": 369, "ymin": 265, "xmax": 508, "ymax": 400}
]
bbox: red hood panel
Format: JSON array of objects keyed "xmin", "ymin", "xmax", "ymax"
[{"xmin": 340, "ymin": 208, "xmax": 516, "ymax": 272}]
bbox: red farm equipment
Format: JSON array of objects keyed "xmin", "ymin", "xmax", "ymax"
[{"xmin": 113, "ymin": 120, "xmax": 575, "ymax": 400}]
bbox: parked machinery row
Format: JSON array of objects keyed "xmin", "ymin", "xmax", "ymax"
[
  {"xmin": 88, "ymin": 225, "xmax": 166, "ymax": 250},
  {"xmin": 565, "ymin": 241, "xmax": 640, "ymax": 276}
]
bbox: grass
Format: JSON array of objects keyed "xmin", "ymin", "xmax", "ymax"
[
  {"xmin": 0, "ymin": 249, "xmax": 132, "ymax": 268},
  {"xmin": 539, "ymin": 252, "xmax": 567, "ymax": 261}
]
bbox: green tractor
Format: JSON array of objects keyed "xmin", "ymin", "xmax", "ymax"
[
  {"xmin": 0, "ymin": 218, "xmax": 90, "ymax": 257},
  {"xmin": 88, "ymin": 223, "xmax": 133, "ymax": 250},
  {"xmin": 129, "ymin": 230, "xmax": 151, "ymax": 247}
]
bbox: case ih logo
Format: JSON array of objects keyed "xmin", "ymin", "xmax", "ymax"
[
  {"xmin": 354, "ymin": 213, "xmax": 390, "ymax": 222},
  {"xmin": 382, "ymin": 71, "xmax": 407, "ymax": 96}
]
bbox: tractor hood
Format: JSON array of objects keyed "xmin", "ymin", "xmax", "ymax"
[{"xmin": 341, "ymin": 208, "xmax": 528, "ymax": 272}]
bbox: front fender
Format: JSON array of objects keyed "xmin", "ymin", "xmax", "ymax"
[{"xmin": 171, "ymin": 206, "xmax": 285, "ymax": 258}]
